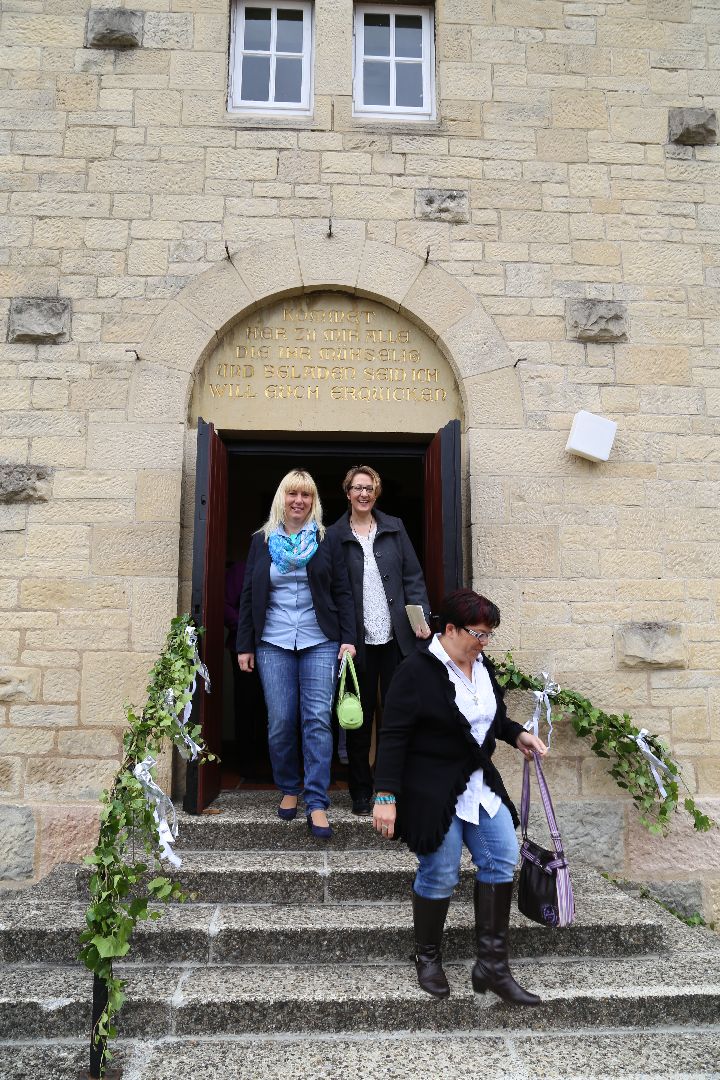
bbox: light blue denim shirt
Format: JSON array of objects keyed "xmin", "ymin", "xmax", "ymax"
[{"xmin": 261, "ymin": 561, "xmax": 328, "ymax": 651}]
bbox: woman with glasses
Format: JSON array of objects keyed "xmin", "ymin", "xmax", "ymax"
[
  {"xmin": 236, "ymin": 469, "xmax": 356, "ymax": 840},
  {"xmin": 329, "ymin": 465, "xmax": 431, "ymax": 816},
  {"xmin": 373, "ymin": 588, "xmax": 547, "ymax": 1004}
]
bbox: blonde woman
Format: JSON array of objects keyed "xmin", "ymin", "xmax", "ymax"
[{"xmin": 237, "ymin": 470, "xmax": 356, "ymax": 839}]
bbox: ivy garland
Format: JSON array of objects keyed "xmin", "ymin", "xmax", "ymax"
[
  {"xmin": 494, "ymin": 652, "xmax": 713, "ymax": 835},
  {"xmin": 78, "ymin": 614, "xmax": 214, "ymax": 1076}
]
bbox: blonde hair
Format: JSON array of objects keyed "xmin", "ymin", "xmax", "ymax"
[
  {"xmin": 342, "ymin": 464, "xmax": 382, "ymax": 499},
  {"xmin": 260, "ymin": 469, "xmax": 325, "ymax": 541}
]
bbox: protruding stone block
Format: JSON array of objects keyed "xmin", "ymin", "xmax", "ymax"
[
  {"xmin": 668, "ymin": 107, "xmax": 718, "ymax": 146},
  {"xmin": 0, "ymin": 667, "xmax": 41, "ymax": 703},
  {"xmin": 643, "ymin": 880, "xmax": 704, "ymax": 920},
  {"xmin": 415, "ymin": 189, "xmax": 470, "ymax": 224},
  {"xmin": 86, "ymin": 8, "xmax": 143, "ymax": 49},
  {"xmin": 7, "ymin": 298, "xmax": 71, "ymax": 344},
  {"xmin": 616, "ymin": 623, "xmax": 686, "ymax": 669},
  {"xmin": 566, "ymin": 299, "xmax": 628, "ymax": 343},
  {"xmin": 0, "ymin": 805, "xmax": 35, "ymax": 880},
  {"xmin": 0, "ymin": 461, "xmax": 52, "ymax": 503}
]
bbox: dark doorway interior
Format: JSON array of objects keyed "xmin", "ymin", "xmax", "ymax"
[{"xmin": 221, "ymin": 437, "xmax": 429, "ymax": 790}]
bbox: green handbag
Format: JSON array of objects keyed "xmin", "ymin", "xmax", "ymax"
[{"xmin": 336, "ymin": 653, "xmax": 363, "ymax": 730}]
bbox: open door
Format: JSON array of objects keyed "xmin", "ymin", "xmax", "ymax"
[
  {"xmin": 423, "ymin": 419, "xmax": 463, "ymax": 616},
  {"xmin": 183, "ymin": 418, "xmax": 227, "ymax": 813}
]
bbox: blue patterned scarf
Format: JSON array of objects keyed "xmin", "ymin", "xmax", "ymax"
[{"xmin": 268, "ymin": 521, "xmax": 319, "ymax": 574}]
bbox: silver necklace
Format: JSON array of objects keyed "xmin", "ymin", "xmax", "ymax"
[{"xmin": 350, "ymin": 518, "xmax": 376, "ymax": 560}]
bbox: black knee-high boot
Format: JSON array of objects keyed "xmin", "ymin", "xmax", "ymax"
[
  {"xmin": 471, "ymin": 881, "xmax": 540, "ymax": 1006},
  {"xmin": 412, "ymin": 889, "xmax": 451, "ymax": 999}
]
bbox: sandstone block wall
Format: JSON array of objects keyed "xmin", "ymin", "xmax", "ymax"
[{"xmin": 0, "ymin": 0, "xmax": 718, "ymax": 918}]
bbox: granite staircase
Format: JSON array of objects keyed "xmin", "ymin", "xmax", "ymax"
[{"xmin": 1, "ymin": 790, "xmax": 719, "ymax": 1079}]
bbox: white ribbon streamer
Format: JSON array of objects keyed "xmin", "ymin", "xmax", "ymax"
[
  {"xmin": 133, "ymin": 755, "xmax": 181, "ymax": 868},
  {"xmin": 632, "ymin": 729, "xmax": 678, "ymax": 799},
  {"xmin": 524, "ymin": 671, "xmax": 560, "ymax": 748},
  {"xmin": 161, "ymin": 626, "xmax": 212, "ymax": 762}
]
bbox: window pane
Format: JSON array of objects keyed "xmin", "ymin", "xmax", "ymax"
[
  {"xmin": 396, "ymin": 62, "xmax": 423, "ymax": 108},
  {"xmin": 275, "ymin": 56, "xmax": 303, "ymax": 101},
  {"xmin": 395, "ymin": 14, "xmax": 422, "ymax": 58},
  {"xmin": 241, "ymin": 53, "xmax": 271, "ymax": 100},
  {"xmin": 276, "ymin": 8, "xmax": 303, "ymax": 53},
  {"xmin": 363, "ymin": 60, "xmax": 390, "ymax": 105},
  {"xmin": 244, "ymin": 7, "xmax": 271, "ymax": 51},
  {"xmin": 364, "ymin": 12, "xmax": 390, "ymax": 56}
]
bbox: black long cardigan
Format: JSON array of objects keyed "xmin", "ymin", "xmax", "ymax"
[
  {"xmin": 235, "ymin": 530, "xmax": 356, "ymax": 654},
  {"xmin": 328, "ymin": 509, "xmax": 430, "ymax": 670},
  {"xmin": 373, "ymin": 648, "xmax": 526, "ymax": 855}
]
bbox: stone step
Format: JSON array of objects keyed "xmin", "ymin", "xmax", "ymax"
[
  {"xmin": 77, "ymin": 848, "xmax": 474, "ymax": 904},
  {"xmin": 174, "ymin": 790, "xmax": 386, "ymax": 851},
  {"xmin": 2, "ymin": 953, "xmax": 719, "ymax": 1041},
  {"xmin": 4, "ymin": 1027, "xmax": 720, "ymax": 1080},
  {"xmin": 0, "ymin": 884, "xmax": 667, "ymax": 966}
]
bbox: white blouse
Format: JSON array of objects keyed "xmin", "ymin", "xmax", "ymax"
[
  {"xmin": 428, "ymin": 634, "xmax": 502, "ymax": 822},
  {"xmin": 352, "ymin": 524, "xmax": 393, "ymax": 646}
]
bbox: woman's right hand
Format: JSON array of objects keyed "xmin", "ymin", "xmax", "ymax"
[
  {"xmin": 373, "ymin": 799, "xmax": 396, "ymax": 839},
  {"xmin": 238, "ymin": 652, "xmax": 255, "ymax": 673}
]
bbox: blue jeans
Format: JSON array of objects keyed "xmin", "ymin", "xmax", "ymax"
[
  {"xmin": 414, "ymin": 804, "xmax": 519, "ymax": 900},
  {"xmin": 255, "ymin": 639, "xmax": 338, "ymax": 812}
]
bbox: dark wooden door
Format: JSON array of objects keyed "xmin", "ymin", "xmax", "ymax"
[
  {"xmin": 183, "ymin": 419, "xmax": 227, "ymax": 813},
  {"xmin": 423, "ymin": 419, "xmax": 463, "ymax": 617}
]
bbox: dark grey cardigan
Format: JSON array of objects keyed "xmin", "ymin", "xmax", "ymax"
[{"xmin": 328, "ymin": 509, "xmax": 430, "ymax": 670}]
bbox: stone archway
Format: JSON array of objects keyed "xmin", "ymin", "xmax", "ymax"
[{"xmin": 130, "ymin": 220, "xmax": 523, "ymax": 432}]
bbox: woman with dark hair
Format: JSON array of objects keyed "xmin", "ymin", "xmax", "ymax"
[
  {"xmin": 237, "ymin": 469, "xmax": 356, "ymax": 840},
  {"xmin": 329, "ymin": 464, "xmax": 431, "ymax": 816},
  {"xmin": 373, "ymin": 589, "xmax": 546, "ymax": 1004}
]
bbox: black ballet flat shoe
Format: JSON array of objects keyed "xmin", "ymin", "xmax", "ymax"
[
  {"xmin": 306, "ymin": 813, "xmax": 332, "ymax": 840},
  {"xmin": 278, "ymin": 800, "xmax": 298, "ymax": 821}
]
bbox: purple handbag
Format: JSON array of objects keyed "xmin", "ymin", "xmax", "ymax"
[{"xmin": 518, "ymin": 751, "xmax": 575, "ymax": 928}]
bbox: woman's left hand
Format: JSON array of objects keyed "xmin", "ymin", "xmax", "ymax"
[
  {"xmin": 338, "ymin": 643, "xmax": 356, "ymax": 660},
  {"xmin": 516, "ymin": 731, "xmax": 547, "ymax": 759}
]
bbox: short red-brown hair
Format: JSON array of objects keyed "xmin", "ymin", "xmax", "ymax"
[{"xmin": 437, "ymin": 589, "xmax": 500, "ymax": 632}]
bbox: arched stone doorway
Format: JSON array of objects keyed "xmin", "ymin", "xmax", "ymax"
[{"xmin": 132, "ymin": 223, "xmax": 523, "ymax": 800}]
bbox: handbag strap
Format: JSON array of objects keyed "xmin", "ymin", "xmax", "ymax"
[
  {"xmin": 338, "ymin": 652, "xmax": 360, "ymax": 698},
  {"xmin": 521, "ymin": 751, "xmax": 564, "ymax": 857}
]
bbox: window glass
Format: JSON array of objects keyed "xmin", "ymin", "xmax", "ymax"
[
  {"xmin": 241, "ymin": 53, "xmax": 271, "ymax": 100},
  {"xmin": 275, "ymin": 56, "xmax": 303, "ymax": 101},
  {"xmin": 363, "ymin": 60, "xmax": 391, "ymax": 105},
  {"xmin": 244, "ymin": 7, "xmax": 272, "ymax": 50},
  {"xmin": 396, "ymin": 62, "xmax": 422, "ymax": 107},
  {"xmin": 276, "ymin": 8, "xmax": 303, "ymax": 52},
  {"xmin": 364, "ymin": 12, "xmax": 391, "ymax": 56},
  {"xmin": 395, "ymin": 14, "xmax": 422, "ymax": 58}
]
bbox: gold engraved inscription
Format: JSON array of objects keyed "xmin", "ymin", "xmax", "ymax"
[{"xmin": 195, "ymin": 291, "xmax": 460, "ymax": 432}]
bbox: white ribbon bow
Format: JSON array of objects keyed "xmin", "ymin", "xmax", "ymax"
[
  {"xmin": 524, "ymin": 671, "xmax": 560, "ymax": 749},
  {"xmin": 133, "ymin": 755, "xmax": 182, "ymax": 868},
  {"xmin": 632, "ymin": 729, "xmax": 678, "ymax": 799}
]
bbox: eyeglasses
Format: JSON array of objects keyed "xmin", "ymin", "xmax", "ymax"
[
  {"xmin": 462, "ymin": 627, "xmax": 495, "ymax": 643},
  {"xmin": 349, "ymin": 485, "xmax": 375, "ymax": 495}
]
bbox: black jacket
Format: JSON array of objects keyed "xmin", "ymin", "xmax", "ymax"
[
  {"xmin": 328, "ymin": 509, "xmax": 430, "ymax": 670},
  {"xmin": 235, "ymin": 530, "xmax": 356, "ymax": 654},
  {"xmin": 374, "ymin": 648, "xmax": 525, "ymax": 855}
]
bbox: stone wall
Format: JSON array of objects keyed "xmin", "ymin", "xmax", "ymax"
[{"xmin": 0, "ymin": 0, "xmax": 718, "ymax": 917}]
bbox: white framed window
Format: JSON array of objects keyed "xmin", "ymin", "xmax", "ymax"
[
  {"xmin": 229, "ymin": 1, "xmax": 313, "ymax": 115},
  {"xmin": 353, "ymin": 4, "xmax": 435, "ymax": 121}
]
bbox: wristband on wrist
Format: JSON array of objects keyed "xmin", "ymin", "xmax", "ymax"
[{"xmin": 374, "ymin": 794, "xmax": 396, "ymax": 804}]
